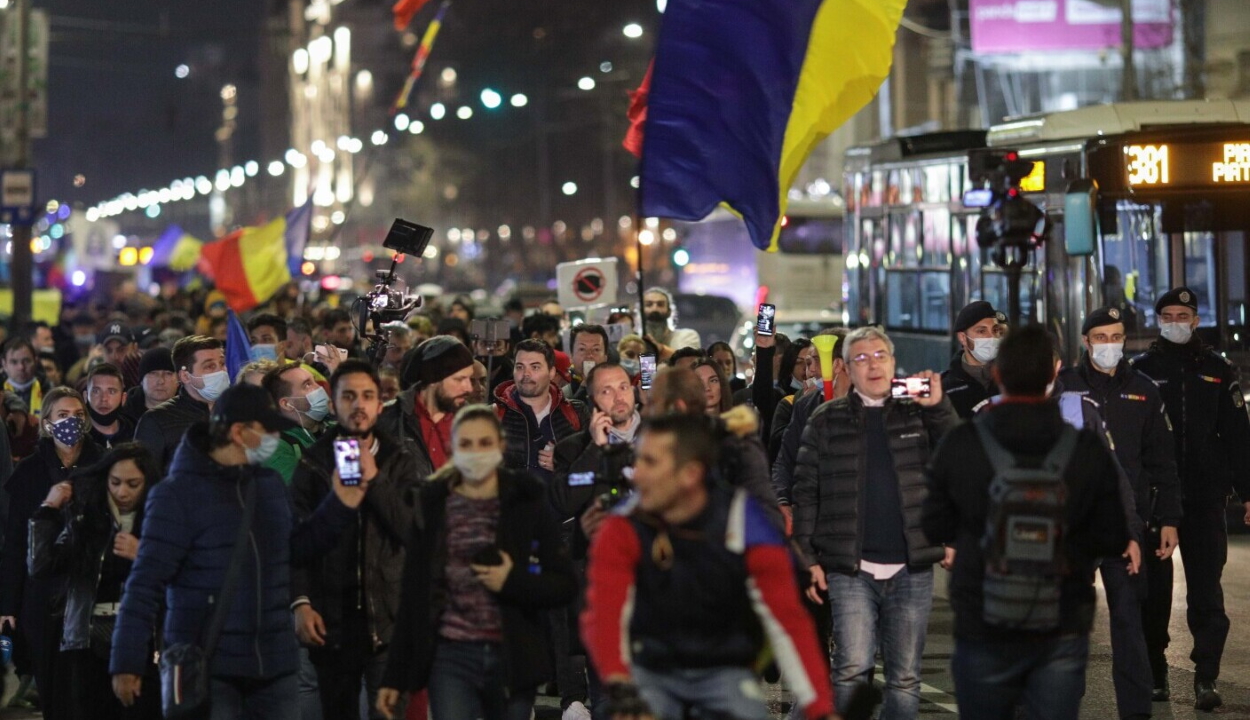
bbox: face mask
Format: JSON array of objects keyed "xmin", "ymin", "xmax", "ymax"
[
  {"xmin": 1090, "ymin": 343, "xmax": 1124, "ymax": 370},
  {"xmin": 249, "ymin": 344, "xmax": 278, "ymax": 362},
  {"xmin": 47, "ymin": 416, "xmax": 85, "ymax": 446},
  {"xmin": 286, "ymin": 387, "xmax": 330, "ymax": 423},
  {"xmin": 191, "ymin": 370, "xmax": 230, "ymax": 402},
  {"xmin": 968, "ymin": 338, "xmax": 1000, "ymax": 364},
  {"xmin": 89, "ymin": 405, "xmax": 121, "ymax": 426},
  {"xmin": 1159, "ymin": 322, "xmax": 1193, "ymax": 345},
  {"xmin": 805, "ymin": 377, "xmax": 822, "ymax": 390},
  {"xmin": 454, "ymin": 449, "xmax": 502, "ymax": 483},
  {"xmin": 620, "ymin": 358, "xmax": 640, "ymax": 377},
  {"xmin": 790, "ymin": 377, "xmax": 804, "ymax": 392},
  {"xmin": 244, "ymin": 429, "xmax": 281, "ymax": 465}
]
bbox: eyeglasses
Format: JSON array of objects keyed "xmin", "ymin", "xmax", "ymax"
[{"xmin": 850, "ymin": 350, "xmax": 892, "ymax": 366}]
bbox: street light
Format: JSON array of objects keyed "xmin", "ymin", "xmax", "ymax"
[
  {"xmin": 562, "ymin": 182, "xmax": 578, "ymax": 196},
  {"xmin": 175, "ymin": 64, "xmax": 190, "ymax": 79},
  {"xmin": 623, "ymin": 23, "xmax": 644, "ymax": 39},
  {"xmin": 430, "ymin": 103, "xmax": 446, "ymax": 120},
  {"xmin": 394, "ymin": 113, "xmax": 411, "ymax": 131},
  {"xmin": 577, "ymin": 76, "xmax": 596, "ymax": 91},
  {"xmin": 268, "ymin": 161, "xmax": 285, "ymax": 177},
  {"xmin": 409, "ymin": 120, "xmax": 425, "ymax": 134},
  {"xmin": 480, "ymin": 88, "xmax": 502, "ymax": 109},
  {"xmin": 510, "ymin": 93, "xmax": 528, "ymax": 108},
  {"xmin": 457, "ymin": 106, "xmax": 473, "ymax": 119}
]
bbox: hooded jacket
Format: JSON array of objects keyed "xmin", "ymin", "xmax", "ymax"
[{"xmin": 109, "ymin": 423, "xmax": 357, "ymax": 679}]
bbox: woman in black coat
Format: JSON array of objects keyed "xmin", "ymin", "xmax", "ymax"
[
  {"xmin": 29, "ymin": 442, "xmax": 161, "ymax": 720},
  {"xmin": 376, "ymin": 404, "xmax": 576, "ymax": 720},
  {"xmin": 0, "ymin": 387, "xmax": 103, "ymax": 720}
]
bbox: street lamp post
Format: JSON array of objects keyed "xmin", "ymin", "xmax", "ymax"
[{"xmin": 10, "ymin": 0, "xmax": 33, "ymax": 325}]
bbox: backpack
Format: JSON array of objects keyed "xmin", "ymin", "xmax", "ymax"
[{"xmin": 974, "ymin": 417, "xmax": 1079, "ymax": 631}]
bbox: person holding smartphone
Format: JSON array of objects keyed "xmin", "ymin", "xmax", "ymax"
[
  {"xmin": 376, "ymin": 405, "xmax": 576, "ymax": 720},
  {"xmin": 289, "ymin": 360, "xmax": 429, "ymax": 720}
]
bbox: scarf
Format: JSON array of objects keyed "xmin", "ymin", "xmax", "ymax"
[{"xmin": 5, "ymin": 377, "xmax": 41, "ymax": 416}]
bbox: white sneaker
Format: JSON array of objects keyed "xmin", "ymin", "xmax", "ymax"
[{"xmin": 562, "ymin": 701, "xmax": 592, "ymax": 720}]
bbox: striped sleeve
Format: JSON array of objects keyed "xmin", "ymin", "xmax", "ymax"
[
  {"xmin": 736, "ymin": 493, "xmax": 834, "ymax": 720},
  {"xmin": 580, "ymin": 515, "xmax": 643, "ymax": 682}
]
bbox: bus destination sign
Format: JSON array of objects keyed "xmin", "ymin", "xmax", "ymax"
[{"xmin": 1125, "ymin": 141, "xmax": 1250, "ymax": 188}]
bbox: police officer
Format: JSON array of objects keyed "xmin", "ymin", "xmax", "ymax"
[
  {"xmin": 1061, "ymin": 306, "xmax": 1181, "ymax": 720},
  {"xmin": 942, "ymin": 301, "xmax": 1007, "ymax": 418},
  {"xmin": 1130, "ymin": 287, "xmax": 1250, "ymax": 711}
]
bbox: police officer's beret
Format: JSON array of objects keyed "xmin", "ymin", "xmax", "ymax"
[
  {"xmin": 953, "ymin": 301, "xmax": 1007, "ymax": 334},
  {"xmin": 1155, "ymin": 287, "xmax": 1198, "ymax": 315},
  {"xmin": 1081, "ymin": 306, "xmax": 1126, "ymax": 335}
]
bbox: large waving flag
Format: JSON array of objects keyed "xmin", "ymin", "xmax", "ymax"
[
  {"xmin": 225, "ymin": 310, "xmax": 253, "ymax": 383},
  {"xmin": 200, "ymin": 205, "xmax": 306, "ymax": 312},
  {"xmin": 637, "ymin": 0, "xmax": 907, "ymax": 250}
]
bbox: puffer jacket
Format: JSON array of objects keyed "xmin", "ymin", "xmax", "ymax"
[
  {"xmin": 792, "ymin": 392, "xmax": 958, "ymax": 574},
  {"xmin": 110, "ymin": 423, "xmax": 357, "ymax": 679},
  {"xmin": 290, "ymin": 426, "xmax": 425, "ymax": 649},
  {"xmin": 28, "ymin": 472, "xmax": 146, "ymax": 651},
  {"xmin": 133, "ymin": 387, "xmax": 210, "ymax": 473},
  {"xmin": 494, "ymin": 381, "xmax": 587, "ymax": 476}
]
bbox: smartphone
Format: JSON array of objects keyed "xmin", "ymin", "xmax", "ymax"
[
  {"xmin": 316, "ymin": 344, "xmax": 349, "ymax": 361},
  {"xmin": 639, "ymin": 353, "xmax": 657, "ymax": 390},
  {"xmin": 470, "ymin": 546, "xmax": 504, "ymax": 567},
  {"xmin": 333, "ymin": 438, "xmax": 362, "ymax": 486},
  {"xmin": 756, "ymin": 303, "xmax": 777, "ymax": 336},
  {"xmin": 890, "ymin": 377, "xmax": 932, "ymax": 400}
]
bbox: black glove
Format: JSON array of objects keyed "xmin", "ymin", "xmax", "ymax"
[{"xmin": 602, "ymin": 681, "xmax": 652, "ymax": 718}]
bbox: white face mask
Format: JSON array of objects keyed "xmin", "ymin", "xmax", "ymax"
[
  {"xmin": 1159, "ymin": 322, "xmax": 1194, "ymax": 345},
  {"xmin": 192, "ymin": 370, "xmax": 231, "ymax": 402},
  {"xmin": 968, "ymin": 337, "xmax": 1000, "ymax": 364},
  {"xmin": 454, "ymin": 449, "xmax": 502, "ymax": 483},
  {"xmin": 1090, "ymin": 343, "xmax": 1124, "ymax": 371}
]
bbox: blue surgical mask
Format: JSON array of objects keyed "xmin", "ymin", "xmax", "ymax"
[
  {"xmin": 287, "ymin": 387, "xmax": 330, "ymax": 423},
  {"xmin": 192, "ymin": 370, "xmax": 230, "ymax": 402},
  {"xmin": 244, "ymin": 429, "xmax": 281, "ymax": 465},
  {"xmin": 620, "ymin": 358, "xmax": 641, "ymax": 377},
  {"xmin": 249, "ymin": 344, "xmax": 278, "ymax": 362}
]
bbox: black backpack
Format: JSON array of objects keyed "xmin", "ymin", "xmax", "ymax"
[{"xmin": 974, "ymin": 418, "xmax": 1078, "ymax": 631}]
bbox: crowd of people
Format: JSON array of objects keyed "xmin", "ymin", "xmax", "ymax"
[{"xmin": 0, "ymin": 279, "xmax": 1246, "ymax": 720}]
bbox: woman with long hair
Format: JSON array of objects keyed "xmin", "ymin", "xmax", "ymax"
[
  {"xmin": 0, "ymin": 387, "xmax": 103, "ymax": 720},
  {"xmin": 706, "ymin": 341, "xmax": 746, "ymax": 394},
  {"xmin": 377, "ymin": 405, "xmax": 575, "ymax": 720},
  {"xmin": 29, "ymin": 443, "xmax": 161, "ymax": 719},
  {"xmin": 691, "ymin": 359, "xmax": 733, "ymax": 415}
]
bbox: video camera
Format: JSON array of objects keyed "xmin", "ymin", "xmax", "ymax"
[
  {"xmin": 568, "ymin": 440, "xmax": 635, "ymax": 511},
  {"xmin": 355, "ymin": 218, "xmax": 434, "ymax": 366},
  {"xmin": 964, "ymin": 149, "xmax": 1050, "ymax": 270}
]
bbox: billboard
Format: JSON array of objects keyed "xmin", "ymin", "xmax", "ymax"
[{"xmin": 970, "ymin": 0, "xmax": 1173, "ymax": 55}]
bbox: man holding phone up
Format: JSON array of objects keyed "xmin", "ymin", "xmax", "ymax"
[{"xmin": 290, "ymin": 360, "xmax": 428, "ymax": 719}]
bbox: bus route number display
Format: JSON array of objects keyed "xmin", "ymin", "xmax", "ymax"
[{"xmin": 1125, "ymin": 141, "xmax": 1250, "ymax": 187}]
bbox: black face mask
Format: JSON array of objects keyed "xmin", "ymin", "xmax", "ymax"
[{"xmin": 89, "ymin": 405, "xmax": 121, "ymax": 427}]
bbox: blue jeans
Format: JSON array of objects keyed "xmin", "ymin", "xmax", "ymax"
[
  {"xmin": 427, "ymin": 640, "xmax": 535, "ymax": 720},
  {"xmin": 826, "ymin": 566, "xmax": 933, "ymax": 720},
  {"xmin": 209, "ymin": 672, "xmax": 299, "ymax": 720},
  {"xmin": 632, "ymin": 665, "xmax": 768, "ymax": 720},
  {"xmin": 951, "ymin": 635, "xmax": 1089, "ymax": 720},
  {"xmin": 296, "ymin": 647, "xmax": 322, "ymax": 720}
]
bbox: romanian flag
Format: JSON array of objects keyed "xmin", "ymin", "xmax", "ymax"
[
  {"xmin": 225, "ymin": 310, "xmax": 253, "ymax": 383},
  {"xmin": 394, "ymin": 0, "xmax": 450, "ymax": 112},
  {"xmin": 637, "ymin": 0, "xmax": 907, "ymax": 250},
  {"xmin": 150, "ymin": 225, "xmax": 205, "ymax": 272},
  {"xmin": 392, "ymin": 0, "xmax": 432, "ymax": 31},
  {"xmin": 200, "ymin": 205, "xmax": 307, "ymax": 312}
]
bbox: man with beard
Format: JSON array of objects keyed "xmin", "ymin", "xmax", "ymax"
[
  {"xmin": 377, "ymin": 335, "xmax": 475, "ymax": 471},
  {"xmin": 942, "ymin": 302, "xmax": 1007, "ymax": 419},
  {"xmin": 642, "ymin": 288, "xmax": 701, "ymax": 362},
  {"xmin": 120, "ymin": 347, "xmax": 178, "ymax": 424},
  {"xmin": 494, "ymin": 339, "xmax": 586, "ymax": 485},
  {"xmin": 85, "ymin": 364, "xmax": 135, "ymax": 448},
  {"xmin": 291, "ymin": 360, "xmax": 426, "ymax": 720}
]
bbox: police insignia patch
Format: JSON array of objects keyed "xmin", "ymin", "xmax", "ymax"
[
  {"xmin": 1234, "ymin": 388, "xmax": 1246, "ymax": 409},
  {"xmin": 995, "ymin": 312, "xmax": 1007, "ymax": 323},
  {"xmin": 1109, "ymin": 308, "xmax": 1120, "ymax": 319},
  {"xmin": 1180, "ymin": 291, "xmax": 1191, "ymax": 303}
]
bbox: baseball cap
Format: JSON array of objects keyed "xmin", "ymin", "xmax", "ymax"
[
  {"xmin": 210, "ymin": 384, "xmax": 298, "ymax": 433},
  {"xmin": 98, "ymin": 322, "xmax": 133, "ymax": 346}
]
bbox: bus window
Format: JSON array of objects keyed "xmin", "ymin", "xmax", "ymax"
[
  {"xmin": 1101, "ymin": 201, "xmax": 1165, "ymax": 335},
  {"xmin": 1183, "ymin": 231, "xmax": 1218, "ymax": 327},
  {"xmin": 1225, "ymin": 233, "xmax": 1247, "ymax": 335}
]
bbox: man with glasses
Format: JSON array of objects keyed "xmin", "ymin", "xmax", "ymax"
[
  {"xmin": 943, "ymin": 302, "xmax": 1007, "ymax": 419},
  {"xmin": 792, "ymin": 326, "xmax": 958, "ymax": 719},
  {"xmin": 1130, "ymin": 287, "xmax": 1250, "ymax": 710}
]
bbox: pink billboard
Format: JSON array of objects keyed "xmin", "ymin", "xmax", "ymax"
[{"xmin": 970, "ymin": 0, "xmax": 1173, "ymax": 55}]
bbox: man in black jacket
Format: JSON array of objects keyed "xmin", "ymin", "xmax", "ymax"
[
  {"xmin": 923, "ymin": 325, "xmax": 1130, "ymax": 720},
  {"xmin": 793, "ymin": 326, "xmax": 957, "ymax": 720},
  {"xmin": 133, "ymin": 335, "xmax": 228, "ymax": 473},
  {"xmin": 291, "ymin": 360, "xmax": 426, "ymax": 719},
  {"xmin": 1060, "ymin": 307, "xmax": 1181, "ymax": 720},
  {"xmin": 119, "ymin": 347, "xmax": 178, "ymax": 425},
  {"xmin": 85, "ymin": 363, "xmax": 136, "ymax": 448},
  {"xmin": 494, "ymin": 339, "xmax": 586, "ymax": 484},
  {"xmin": 1129, "ymin": 287, "xmax": 1250, "ymax": 710},
  {"xmin": 377, "ymin": 335, "xmax": 475, "ymax": 473},
  {"xmin": 941, "ymin": 301, "xmax": 1006, "ymax": 419}
]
